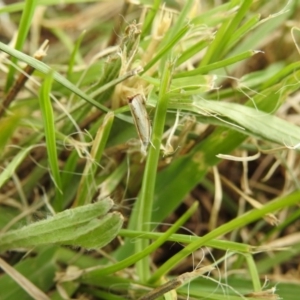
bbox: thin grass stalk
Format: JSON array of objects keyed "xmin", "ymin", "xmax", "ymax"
[{"xmin": 135, "ymin": 57, "xmax": 173, "ymax": 282}]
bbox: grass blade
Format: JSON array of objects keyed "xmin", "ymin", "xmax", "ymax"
[
  {"xmin": 38, "ymin": 73, "xmax": 62, "ymax": 211},
  {"xmin": 5, "ymin": 0, "xmax": 38, "ymax": 91},
  {"xmin": 134, "ymin": 58, "xmax": 173, "ymax": 282}
]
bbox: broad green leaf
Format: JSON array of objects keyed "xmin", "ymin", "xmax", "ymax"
[
  {"xmin": 0, "ymin": 198, "xmax": 123, "ymax": 252},
  {"xmin": 66, "ymin": 212, "xmax": 123, "ymax": 250}
]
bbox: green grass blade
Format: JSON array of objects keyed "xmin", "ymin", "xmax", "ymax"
[
  {"xmin": 5, "ymin": 0, "xmax": 38, "ymax": 91},
  {"xmin": 217, "ymin": 0, "xmax": 253, "ymax": 56},
  {"xmin": 0, "ymin": 0, "xmax": 100, "ymax": 14},
  {"xmin": 39, "ymin": 73, "xmax": 63, "ymax": 211},
  {"xmin": 51, "ymin": 27, "xmax": 84, "ymax": 65},
  {"xmin": 161, "ymin": 0, "xmax": 195, "ymax": 46},
  {"xmin": 141, "ymin": 0, "xmax": 160, "ymax": 39},
  {"xmin": 142, "ymin": 24, "xmax": 191, "ymax": 73},
  {"xmin": 225, "ymin": 13, "xmax": 261, "ymax": 51},
  {"xmin": 67, "ymin": 30, "xmax": 86, "ymax": 79},
  {"xmin": 262, "ymin": 61, "xmax": 300, "ymax": 89},
  {"xmin": 175, "ymin": 50, "xmax": 258, "ymax": 78},
  {"xmin": 200, "ymin": 0, "xmax": 253, "ymax": 66},
  {"xmin": 119, "ymin": 230, "xmax": 252, "ymax": 253},
  {"xmin": 245, "ymin": 253, "xmax": 261, "ymax": 291},
  {"xmin": 0, "ymin": 146, "xmax": 33, "ymax": 189},
  {"xmin": 134, "ymin": 58, "xmax": 173, "ymax": 282},
  {"xmin": 176, "ymin": 37, "xmax": 212, "ymax": 66},
  {"xmin": 0, "ymin": 109, "xmax": 27, "ymax": 153},
  {"xmin": 228, "ymin": 2, "xmax": 294, "ymax": 58},
  {"xmin": 59, "ymin": 151, "xmax": 80, "ymax": 208}
]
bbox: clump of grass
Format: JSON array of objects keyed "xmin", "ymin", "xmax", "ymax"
[{"xmin": 1, "ymin": 1, "xmax": 300, "ymax": 299}]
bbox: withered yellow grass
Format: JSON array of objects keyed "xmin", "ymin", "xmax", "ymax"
[{"xmin": 128, "ymin": 94, "xmax": 152, "ymax": 156}]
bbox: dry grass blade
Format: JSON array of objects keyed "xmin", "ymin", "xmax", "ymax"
[
  {"xmin": 138, "ymin": 265, "xmax": 215, "ymax": 300},
  {"xmin": 0, "ymin": 257, "xmax": 50, "ymax": 300},
  {"xmin": 0, "ymin": 40, "xmax": 49, "ymax": 118}
]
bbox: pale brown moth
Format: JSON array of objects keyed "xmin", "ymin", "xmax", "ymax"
[{"xmin": 128, "ymin": 94, "xmax": 152, "ymax": 156}]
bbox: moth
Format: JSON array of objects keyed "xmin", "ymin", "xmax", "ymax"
[{"xmin": 128, "ymin": 94, "xmax": 152, "ymax": 156}]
